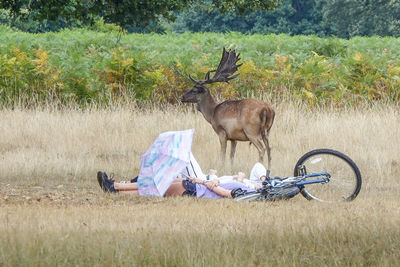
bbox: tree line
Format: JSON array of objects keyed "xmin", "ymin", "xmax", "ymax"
[
  {"xmin": 1, "ymin": 0, "xmax": 400, "ymax": 38},
  {"xmin": 172, "ymin": 0, "xmax": 400, "ymax": 38}
]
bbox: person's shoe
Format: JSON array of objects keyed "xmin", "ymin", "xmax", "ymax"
[
  {"xmin": 130, "ymin": 176, "xmax": 138, "ymax": 183},
  {"xmin": 102, "ymin": 172, "xmax": 115, "ymax": 183},
  {"xmin": 97, "ymin": 171, "xmax": 105, "ymax": 190},
  {"xmin": 231, "ymin": 188, "xmax": 247, "ymax": 198},
  {"xmin": 107, "ymin": 172, "xmax": 116, "ymax": 183},
  {"xmin": 101, "ymin": 172, "xmax": 118, "ymax": 193}
]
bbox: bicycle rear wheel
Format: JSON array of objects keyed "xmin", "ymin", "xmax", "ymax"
[{"xmin": 293, "ymin": 149, "xmax": 362, "ymax": 202}]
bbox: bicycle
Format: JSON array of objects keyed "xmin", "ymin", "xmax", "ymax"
[{"xmin": 234, "ymin": 148, "xmax": 362, "ymax": 202}]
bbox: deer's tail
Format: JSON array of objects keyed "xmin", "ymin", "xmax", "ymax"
[{"xmin": 260, "ymin": 107, "xmax": 275, "ymax": 138}]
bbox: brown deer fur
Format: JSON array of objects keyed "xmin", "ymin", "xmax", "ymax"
[{"xmin": 180, "ymin": 48, "xmax": 275, "ymax": 168}]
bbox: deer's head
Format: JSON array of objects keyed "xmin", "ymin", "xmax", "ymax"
[
  {"xmin": 180, "ymin": 76, "xmax": 210, "ymax": 103},
  {"xmin": 180, "ymin": 48, "xmax": 242, "ymax": 104}
]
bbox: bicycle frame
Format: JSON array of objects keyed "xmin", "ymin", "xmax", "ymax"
[
  {"xmin": 266, "ymin": 171, "xmax": 331, "ymax": 189},
  {"xmin": 236, "ymin": 149, "xmax": 362, "ymax": 202},
  {"xmin": 236, "ymin": 171, "xmax": 333, "ymax": 202},
  {"xmin": 295, "ymin": 171, "xmax": 331, "ymax": 187}
]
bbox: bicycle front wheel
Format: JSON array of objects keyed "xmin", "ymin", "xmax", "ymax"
[{"xmin": 293, "ymin": 149, "xmax": 362, "ymax": 202}]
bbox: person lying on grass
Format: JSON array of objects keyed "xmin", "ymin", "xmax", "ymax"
[
  {"xmin": 181, "ymin": 153, "xmax": 268, "ymax": 190},
  {"xmin": 103, "ymin": 153, "xmax": 267, "ymax": 191},
  {"xmin": 97, "ymin": 171, "xmax": 254, "ymax": 199}
]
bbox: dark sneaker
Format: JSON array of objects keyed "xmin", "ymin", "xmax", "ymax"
[
  {"xmin": 231, "ymin": 188, "xmax": 247, "ymax": 198},
  {"xmin": 102, "ymin": 172, "xmax": 118, "ymax": 193},
  {"xmin": 97, "ymin": 171, "xmax": 104, "ymax": 190},
  {"xmin": 130, "ymin": 176, "xmax": 138, "ymax": 183},
  {"xmin": 106, "ymin": 172, "xmax": 116, "ymax": 183}
]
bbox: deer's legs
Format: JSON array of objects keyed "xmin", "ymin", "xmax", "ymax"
[
  {"xmin": 262, "ymin": 131, "xmax": 272, "ymax": 169},
  {"xmin": 230, "ymin": 140, "xmax": 237, "ymax": 164},
  {"xmin": 218, "ymin": 132, "xmax": 228, "ymax": 163},
  {"xmin": 249, "ymin": 137, "xmax": 266, "ymax": 164}
]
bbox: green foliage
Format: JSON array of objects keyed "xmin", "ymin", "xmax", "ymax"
[
  {"xmin": 0, "ymin": 7, "xmax": 82, "ymax": 33},
  {"xmin": 198, "ymin": 0, "xmax": 277, "ymax": 14},
  {"xmin": 0, "ymin": 0, "xmax": 278, "ymax": 32},
  {"xmin": 1, "ymin": 29, "xmax": 400, "ymax": 107},
  {"xmin": 0, "ymin": 22, "xmax": 13, "ymax": 32},
  {"xmin": 173, "ymin": 0, "xmax": 400, "ymax": 38},
  {"xmin": 172, "ymin": 0, "xmax": 333, "ymax": 36},
  {"xmin": 87, "ymin": 18, "xmax": 124, "ymax": 34},
  {"xmin": 2, "ymin": 0, "xmax": 400, "ymax": 38},
  {"xmin": 320, "ymin": 0, "xmax": 400, "ymax": 38}
]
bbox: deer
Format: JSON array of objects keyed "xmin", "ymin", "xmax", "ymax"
[{"xmin": 180, "ymin": 48, "xmax": 275, "ymax": 169}]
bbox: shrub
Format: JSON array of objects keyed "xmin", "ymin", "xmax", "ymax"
[{"xmin": 1, "ymin": 29, "xmax": 400, "ymax": 107}]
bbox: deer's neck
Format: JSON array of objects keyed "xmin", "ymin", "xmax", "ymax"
[{"xmin": 198, "ymin": 93, "xmax": 218, "ymax": 124}]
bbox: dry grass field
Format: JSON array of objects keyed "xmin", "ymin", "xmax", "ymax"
[{"xmin": 1, "ymin": 101, "xmax": 400, "ymax": 266}]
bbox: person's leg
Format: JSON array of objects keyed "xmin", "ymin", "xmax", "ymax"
[
  {"xmin": 97, "ymin": 172, "xmax": 139, "ymax": 193},
  {"xmin": 114, "ymin": 182, "xmax": 138, "ymax": 191},
  {"xmin": 164, "ymin": 178, "xmax": 186, "ymax": 197}
]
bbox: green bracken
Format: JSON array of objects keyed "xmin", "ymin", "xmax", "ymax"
[{"xmin": 1, "ymin": 26, "xmax": 400, "ymax": 106}]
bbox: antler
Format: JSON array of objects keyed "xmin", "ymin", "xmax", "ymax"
[{"xmin": 203, "ymin": 47, "xmax": 242, "ymax": 84}]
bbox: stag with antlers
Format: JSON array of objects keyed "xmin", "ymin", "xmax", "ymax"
[{"xmin": 180, "ymin": 48, "xmax": 275, "ymax": 168}]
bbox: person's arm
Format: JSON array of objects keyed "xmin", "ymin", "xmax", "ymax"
[
  {"xmin": 189, "ymin": 177, "xmax": 205, "ymax": 184},
  {"xmin": 203, "ymin": 180, "xmax": 233, "ymax": 198},
  {"xmin": 189, "ymin": 177, "xmax": 219, "ymax": 188},
  {"xmin": 189, "ymin": 177, "xmax": 232, "ymax": 198},
  {"xmin": 206, "ymin": 184, "xmax": 232, "ymax": 198},
  {"xmin": 207, "ymin": 179, "xmax": 219, "ymax": 188}
]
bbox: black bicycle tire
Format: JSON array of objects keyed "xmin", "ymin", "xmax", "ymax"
[
  {"xmin": 266, "ymin": 186, "xmax": 300, "ymax": 201},
  {"xmin": 293, "ymin": 148, "xmax": 362, "ymax": 201}
]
